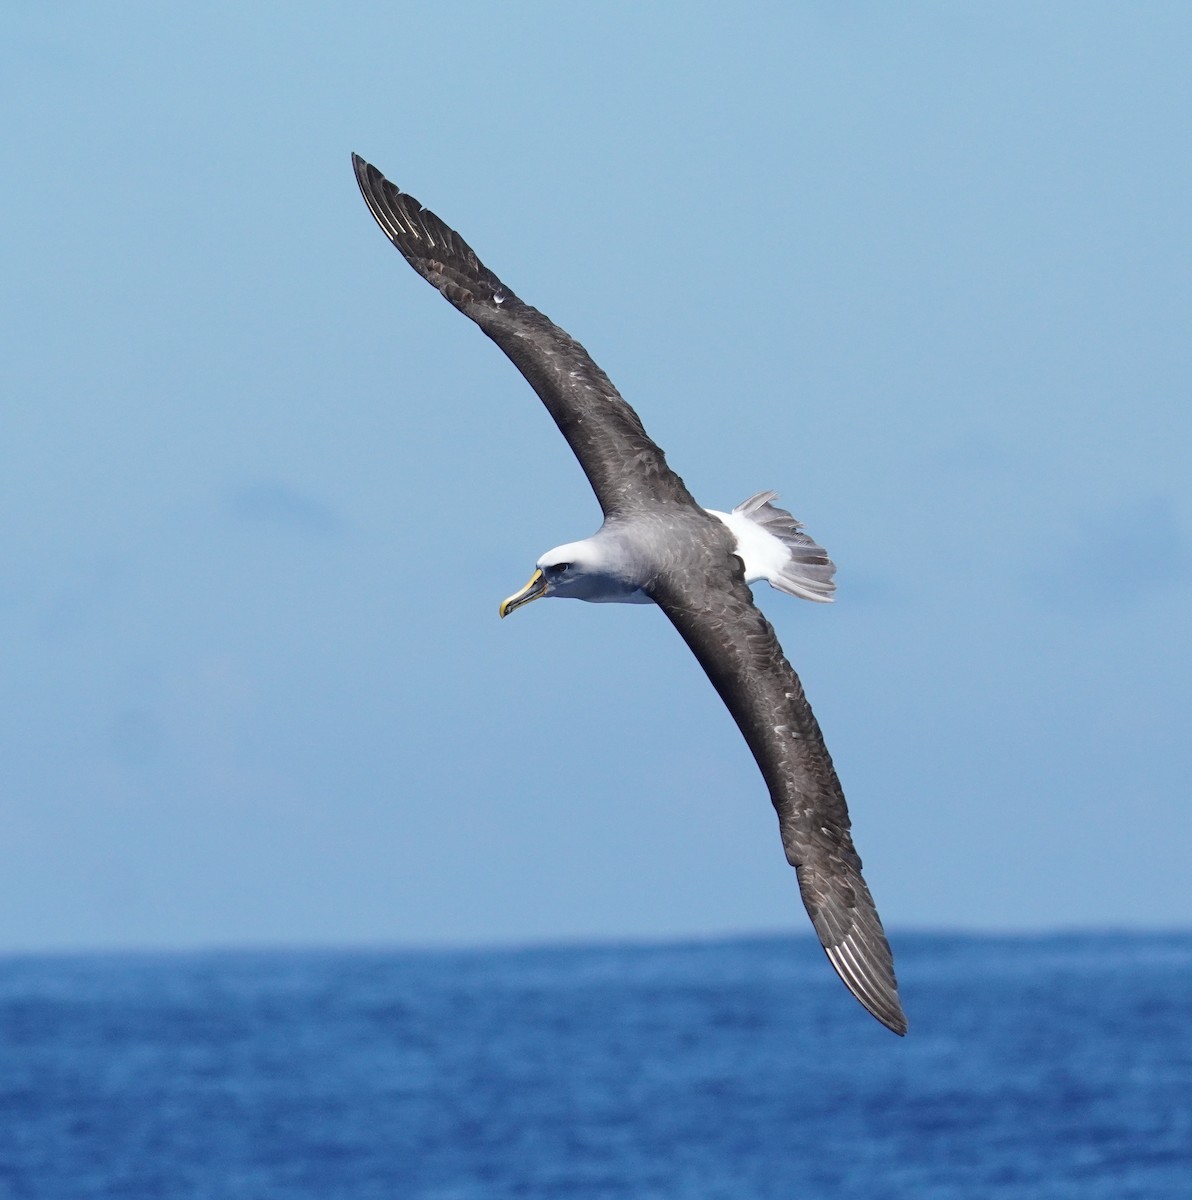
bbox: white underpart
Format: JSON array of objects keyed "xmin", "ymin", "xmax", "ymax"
[{"xmin": 707, "ymin": 492, "xmax": 837, "ymax": 603}]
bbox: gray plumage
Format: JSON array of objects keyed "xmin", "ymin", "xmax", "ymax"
[{"xmin": 352, "ymin": 153, "xmax": 907, "ymax": 1035}]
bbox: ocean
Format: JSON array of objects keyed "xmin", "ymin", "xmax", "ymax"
[{"xmin": 1, "ymin": 933, "xmax": 1189, "ymax": 1198}]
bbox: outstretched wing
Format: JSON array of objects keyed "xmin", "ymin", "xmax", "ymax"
[
  {"xmin": 351, "ymin": 154, "xmax": 695, "ymax": 517},
  {"xmin": 649, "ymin": 556, "xmax": 907, "ymax": 1035}
]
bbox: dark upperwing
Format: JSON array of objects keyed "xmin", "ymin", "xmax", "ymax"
[
  {"xmin": 649, "ymin": 551, "xmax": 907, "ymax": 1035},
  {"xmin": 352, "ymin": 154, "xmax": 695, "ymax": 518}
]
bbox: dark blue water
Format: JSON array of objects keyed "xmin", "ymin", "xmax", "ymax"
[{"xmin": 1, "ymin": 933, "xmax": 1189, "ymax": 1198}]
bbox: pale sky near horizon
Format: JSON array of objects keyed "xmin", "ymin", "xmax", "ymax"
[{"xmin": 3, "ymin": 2, "xmax": 1190, "ymax": 955}]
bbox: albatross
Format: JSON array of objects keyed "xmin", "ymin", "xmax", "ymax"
[{"xmin": 352, "ymin": 154, "xmax": 907, "ymax": 1035}]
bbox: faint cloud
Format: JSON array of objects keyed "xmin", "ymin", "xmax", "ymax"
[
  {"xmin": 927, "ymin": 432, "xmax": 1020, "ymax": 475},
  {"xmin": 39, "ymin": 555, "xmax": 128, "ymax": 641},
  {"xmin": 1031, "ymin": 496, "xmax": 1192, "ymax": 612},
  {"xmin": 838, "ymin": 569, "xmax": 903, "ymax": 609},
  {"xmin": 109, "ymin": 708, "xmax": 165, "ymax": 766},
  {"xmin": 228, "ymin": 482, "xmax": 346, "ymax": 537}
]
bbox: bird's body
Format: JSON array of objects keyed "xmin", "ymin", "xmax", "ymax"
[
  {"xmin": 352, "ymin": 154, "xmax": 907, "ymax": 1035},
  {"xmin": 506, "ymin": 494, "xmax": 837, "ymax": 610}
]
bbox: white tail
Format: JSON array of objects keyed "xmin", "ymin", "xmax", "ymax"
[{"xmin": 710, "ymin": 491, "xmax": 837, "ymax": 603}]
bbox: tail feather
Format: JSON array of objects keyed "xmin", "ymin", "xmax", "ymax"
[{"xmin": 733, "ymin": 491, "xmax": 837, "ymax": 602}]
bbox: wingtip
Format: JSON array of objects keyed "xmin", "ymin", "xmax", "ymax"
[
  {"xmin": 824, "ymin": 936, "xmax": 908, "ymax": 1036},
  {"xmin": 861, "ymin": 987, "xmax": 908, "ymax": 1037},
  {"xmin": 880, "ymin": 1005, "xmax": 909, "ymax": 1037}
]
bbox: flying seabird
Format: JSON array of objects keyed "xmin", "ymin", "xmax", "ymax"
[{"xmin": 351, "ymin": 154, "xmax": 907, "ymax": 1035}]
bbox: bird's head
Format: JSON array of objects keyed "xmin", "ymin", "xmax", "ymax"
[{"xmin": 498, "ymin": 540, "xmax": 623, "ymax": 616}]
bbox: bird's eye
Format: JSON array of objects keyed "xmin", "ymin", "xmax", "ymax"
[{"xmin": 554, "ymin": 562, "xmax": 572, "ymax": 574}]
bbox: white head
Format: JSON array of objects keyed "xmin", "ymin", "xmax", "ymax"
[{"xmin": 499, "ymin": 537, "xmax": 644, "ymax": 616}]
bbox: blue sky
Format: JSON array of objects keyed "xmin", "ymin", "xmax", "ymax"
[{"xmin": 3, "ymin": 2, "xmax": 1189, "ymax": 953}]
